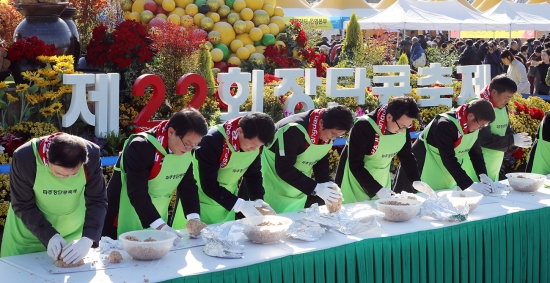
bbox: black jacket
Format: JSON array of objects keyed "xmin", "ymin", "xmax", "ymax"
[{"xmin": 459, "ymin": 46, "xmax": 480, "ymax": 66}]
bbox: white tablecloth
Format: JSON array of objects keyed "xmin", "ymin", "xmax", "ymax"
[{"xmin": 2, "ymin": 187, "xmax": 550, "ymax": 283}]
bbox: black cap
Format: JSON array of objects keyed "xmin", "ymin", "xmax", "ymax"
[
  {"xmin": 536, "ymin": 46, "xmax": 544, "ymax": 53},
  {"xmin": 322, "ymin": 37, "xmax": 328, "ymax": 41}
]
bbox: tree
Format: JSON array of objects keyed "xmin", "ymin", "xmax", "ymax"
[{"xmin": 341, "ymin": 12, "xmax": 362, "ymax": 55}]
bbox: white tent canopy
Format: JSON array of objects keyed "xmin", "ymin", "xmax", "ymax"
[
  {"xmin": 358, "ymin": 0, "xmax": 510, "ymax": 30},
  {"xmin": 312, "ymin": 0, "xmax": 378, "ymax": 17},
  {"xmin": 482, "ymin": 1, "xmax": 550, "ymax": 30}
]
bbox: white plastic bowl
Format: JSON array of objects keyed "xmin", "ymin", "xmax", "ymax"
[
  {"xmin": 119, "ymin": 230, "xmax": 176, "ymax": 260},
  {"xmin": 375, "ymin": 198, "xmax": 421, "ymax": 222},
  {"xmin": 506, "ymin": 173, "xmax": 546, "ymax": 192},
  {"xmin": 437, "ymin": 190, "xmax": 483, "ymax": 212},
  {"xmin": 240, "ymin": 215, "xmax": 292, "ymax": 244}
]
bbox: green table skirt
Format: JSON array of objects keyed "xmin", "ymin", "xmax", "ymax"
[{"xmin": 163, "ymin": 207, "xmax": 550, "ymax": 283}]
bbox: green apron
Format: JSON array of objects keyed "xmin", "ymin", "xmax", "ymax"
[
  {"xmin": 420, "ymin": 114, "xmax": 479, "ymax": 191},
  {"xmin": 463, "ymin": 106, "xmax": 509, "ymax": 182},
  {"xmin": 528, "ymin": 121, "xmax": 550, "ymax": 174},
  {"xmin": 339, "ymin": 117, "xmax": 406, "ymax": 204},
  {"xmin": 262, "ymin": 123, "xmax": 333, "ymax": 214},
  {"xmin": 116, "ymin": 133, "xmax": 193, "ymax": 237},
  {"xmin": 175, "ymin": 125, "xmax": 259, "ymax": 225},
  {"xmin": 1, "ymin": 139, "xmax": 86, "ymax": 257},
  {"xmin": 481, "ymin": 106, "xmax": 508, "ymax": 181}
]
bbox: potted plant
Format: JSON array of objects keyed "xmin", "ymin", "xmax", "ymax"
[{"xmin": 7, "ymin": 36, "xmax": 57, "ymax": 84}]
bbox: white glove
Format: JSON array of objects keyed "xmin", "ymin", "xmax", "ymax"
[
  {"xmin": 412, "ymin": 181, "xmax": 435, "ymax": 196},
  {"xmin": 479, "ymin": 173, "xmax": 506, "ymax": 192},
  {"xmin": 468, "ymin": 182, "xmax": 492, "ymax": 195},
  {"xmin": 233, "ymin": 199, "xmax": 262, "ymax": 218},
  {"xmin": 314, "ymin": 182, "xmax": 342, "ymax": 204},
  {"xmin": 253, "ymin": 199, "xmax": 273, "ymax": 210},
  {"xmin": 60, "ymin": 237, "xmax": 93, "ymax": 264},
  {"xmin": 47, "ymin": 234, "xmax": 66, "ymax": 260},
  {"xmin": 160, "ymin": 225, "xmax": 184, "ymax": 246},
  {"xmin": 376, "ymin": 187, "xmax": 395, "ymax": 199},
  {"xmin": 513, "ymin": 132, "xmax": 533, "ymax": 148}
]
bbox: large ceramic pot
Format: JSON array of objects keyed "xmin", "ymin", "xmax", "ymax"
[
  {"xmin": 9, "ymin": 60, "xmax": 40, "ymax": 85},
  {"xmin": 13, "ymin": 2, "xmax": 73, "ymax": 56},
  {"xmin": 60, "ymin": 7, "xmax": 80, "ymax": 63}
]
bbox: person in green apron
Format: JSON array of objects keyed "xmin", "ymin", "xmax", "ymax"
[
  {"xmin": 174, "ymin": 113, "xmax": 276, "ymax": 225},
  {"xmin": 1, "ymin": 133, "xmax": 106, "ymax": 265},
  {"xmin": 395, "ymin": 99, "xmax": 496, "ymax": 194},
  {"xmin": 526, "ymin": 110, "xmax": 550, "ymax": 175},
  {"xmin": 101, "ymin": 108, "xmax": 208, "ymax": 243},
  {"xmin": 260, "ymin": 106, "xmax": 354, "ymax": 214},
  {"xmin": 465, "ymin": 76, "xmax": 532, "ymax": 185},
  {"xmin": 334, "ymin": 97, "xmax": 421, "ymax": 203}
]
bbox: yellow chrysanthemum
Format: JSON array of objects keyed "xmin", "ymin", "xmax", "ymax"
[
  {"xmin": 25, "ymin": 94, "xmax": 39, "ymax": 105},
  {"xmin": 36, "ymin": 94, "xmax": 47, "ymax": 102},
  {"xmin": 22, "ymin": 71, "xmax": 40, "ymax": 81},
  {"xmin": 39, "ymin": 107, "xmax": 55, "ymax": 117},
  {"xmin": 0, "ymin": 82, "xmax": 7, "ymax": 89},
  {"xmin": 35, "ymin": 78, "xmax": 50, "ymax": 88},
  {"xmin": 6, "ymin": 93, "xmax": 19, "ymax": 102},
  {"xmin": 50, "ymin": 102, "xmax": 63, "ymax": 112},
  {"xmin": 58, "ymin": 85, "xmax": 72, "ymax": 94},
  {"xmin": 16, "ymin": 84, "xmax": 29, "ymax": 93},
  {"xmin": 36, "ymin": 55, "xmax": 52, "ymax": 63},
  {"xmin": 38, "ymin": 68, "xmax": 58, "ymax": 78},
  {"xmin": 53, "ymin": 62, "xmax": 73, "ymax": 73},
  {"xmin": 56, "ymin": 55, "xmax": 74, "ymax": 64},
  {"xmin": 49, "ymin": 78, "xmax": 61, "ymax": 86},
  {"xmin": 43, "ymin": 91, "xmax": 56, "ymax": 99}
]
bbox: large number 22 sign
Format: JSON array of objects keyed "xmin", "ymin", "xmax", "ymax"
[{"xmin": 132, "ymin": 73, "xmax": 207, "ymax": 132}]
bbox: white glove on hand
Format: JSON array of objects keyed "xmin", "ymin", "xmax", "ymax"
[
  {"xmin": 47, "ymin": 234, "xmax": 66, "ymax": 260},
  {"xmin": 160, "ymin": 225, "xmax": 184, "ymax": 246},
  {"xmin": 234, "ymin": 200, "xmax": 263, "ymax": 218},
  {"xmin": 376, "ymin": 187, "xmax": 395, "ymax": 199},
  {"xmin": 479, "ymin": 173, "xmax": 496, "ymax": 192},
  {"xmin": 60, "ymin": 237, "xmax": 93, "ymax": 264},
  {"xmin": 314, "ymin": 182, "xmax": 342, "ymax": 204},
  {"xmin": 469, "ymin": 182, "xmax": 492, "ymax": 195},
  {"xmin": 412, "ymin": 181, "xmax": 435, "ymax": 196},
  {"xmin": 253, "ymin": 199, "xmax": 273, "ymax": 210},
  {"xmin": 513, "ymin": 132, "xmax": 533, "ymax": 148}
]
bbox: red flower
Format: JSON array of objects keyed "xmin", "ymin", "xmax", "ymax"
[
  {"xmin": 296, "ymin": 30, "xmax": 308, "ymax": 48},
  {"xmin": 529, "ymin": 107, "xmax": 545, "ymax": 120},
  {"xmin": 0, "ymin": 133, "xmax": 23, "ymax": 157},
  {"xmin": 511, "ymin": 148, "xmax": 524, "ymax": 159},
  {"xmin": 514, "ymin": 102, "xmax": 529, "ymax": 114},
  {"xmin": 264, "ymin": 74, "xmax": 280, "ymax": 84},
  {"xmin": 86, "ymin": 20, "xmax": 154, "ymax": 70},
  {"xmin": 7, "ymin": 36, "xmax": 57, "ymax": 64}
]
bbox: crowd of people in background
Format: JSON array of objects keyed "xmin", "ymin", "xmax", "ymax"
[
  {"xmin": 396, "ymin": 32, "xmax": 550, "ymax": 96},
  {"xmin": 317, "ymin": 30, "xmax": 550, "ymax": 96}
]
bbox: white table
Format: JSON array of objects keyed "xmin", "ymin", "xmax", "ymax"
[{"xmin": 2, "ymin": 188, "xmax": 550, "ymax": 283}]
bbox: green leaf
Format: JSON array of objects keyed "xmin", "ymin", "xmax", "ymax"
[
  {"xmin": 0, "ymin": 100, "xmax": 7, "ymax": 109},
  {"xmin": 28, "ymin": 84, "xmax": 39, "ymax": 94},
  {"xmin": 58, "ymin": 72, "xmax": 63, "ymax": 81},
  {"xmin": 0, "ymin": 90, "xmax": 4, "ymax": 99},
  {"xmin": 23, "ymin": 108, "xmax": 33, "ymax": 121},
  {"xmin": 13, "ymin": 114, "xmax": 19, "ymax": 124}
]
